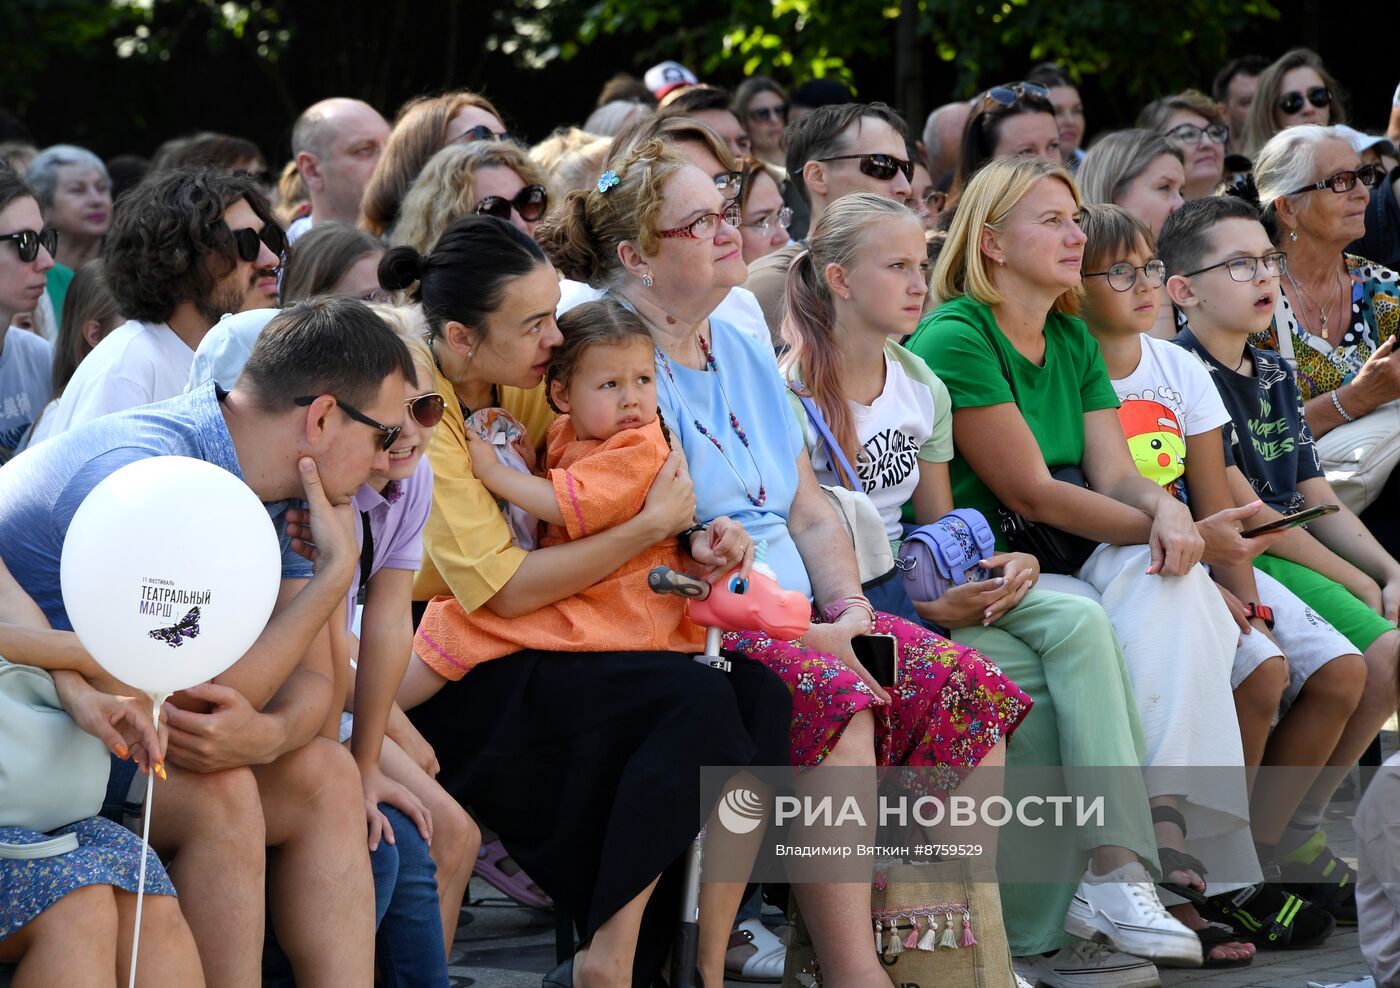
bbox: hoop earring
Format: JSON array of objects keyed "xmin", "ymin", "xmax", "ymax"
[{"xmin": 643, "ymin": 273, "xmax": 654, "ymax": 287}]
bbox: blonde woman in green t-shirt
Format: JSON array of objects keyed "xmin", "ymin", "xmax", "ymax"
[{"xmin": 782, "ymin": 191, "xmax": 1208, "ymax": 974}]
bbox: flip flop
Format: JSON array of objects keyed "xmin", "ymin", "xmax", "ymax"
[{"xmin": 477, "ymin": 839, "xmax": 553, "ymax": 910}]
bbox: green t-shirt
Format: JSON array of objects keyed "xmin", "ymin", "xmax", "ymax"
[{"xmin": 904, "ymin": 294, "xmax": 1120, "ymax": 548}]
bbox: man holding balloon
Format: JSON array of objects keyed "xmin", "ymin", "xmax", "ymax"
[{"xmin": 0, "ymin": 295, "xmax": 418, "ymax": 987}]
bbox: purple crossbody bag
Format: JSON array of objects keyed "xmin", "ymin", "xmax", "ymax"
[{"xmin": 897, "ymin": 509, "xmax": 996, "ymax": 603}]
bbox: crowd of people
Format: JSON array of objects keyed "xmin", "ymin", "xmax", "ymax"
[{"xmin": 2, "ymin": 43, "xmax": 1400, "ymax": 988}]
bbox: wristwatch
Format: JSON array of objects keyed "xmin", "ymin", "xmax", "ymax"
[{"xmin": 1242, "ymin": 602, "xmax": 1275, "ymax": 629}]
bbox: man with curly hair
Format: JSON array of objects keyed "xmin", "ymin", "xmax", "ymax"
[{"xmin": 28, "ymin": 166, "xmax": 284, "ymax": 443}]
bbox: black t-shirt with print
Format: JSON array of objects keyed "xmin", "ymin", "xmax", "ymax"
[{"xmin": 1173, "ymin": 327, "xmax": 1323, "ymax": 512}]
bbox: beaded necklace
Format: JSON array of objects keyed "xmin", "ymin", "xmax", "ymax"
[{"xmin": 655, "ymin": 332, "xmax": 767, "ymax": 507}]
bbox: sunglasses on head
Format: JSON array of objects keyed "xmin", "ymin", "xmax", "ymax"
[
  {"xmin": 231, "ymin": 224, "xmax": 288, "ymax": 263},
  {"xmin": 982, "ymin": 81, "xmax": 1052, "ymax": 110},
  {"xmin": 405, "ymin": 392, "xmax": 445, "ymax": 429},
  {"xmin": 1278, "ymin": 86, "xmax": 1331, "ymax": 116},
  {"xmin": 747, "ymin": 104, "xmax": 788, "ymax": 123},
  {"xmin": 294, "ymin": 395, "xmax": 401, "ymax": 451},
  {"xmin": 450, "ymin": 124, "xmax": 512, "ymax": 145},
  {"xmin": 1, "ymin": 227, "xmax": 58, "ymax": 263},
  {"xmin": 816, "ymin": 152, "xmax": 914, "ymax": 183},
  {"xmin": 475, "ymin": 185, "xmax": 549, "ymax": 223}
]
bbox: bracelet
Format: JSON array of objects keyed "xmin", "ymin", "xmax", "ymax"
[
  {"xmin": 1331, "ymin": 389, "xmax": 1357, "ymax": 423},
  {"xmin": 676, "ymin": 523, "xmax": 708, "ymax": 552},
  {"xmin": 821, "ymin": 594, "xmax": 876, "ymax": 630}
]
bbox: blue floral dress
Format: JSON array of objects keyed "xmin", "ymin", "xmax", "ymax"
[{"xmin": 1, "ymin": 816, "xmax": 176, "ymax": 939}]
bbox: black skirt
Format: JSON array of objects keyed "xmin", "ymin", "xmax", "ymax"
[{"xmin": 408, "ymin": 647, "xmax": 791, "ymax": 982}]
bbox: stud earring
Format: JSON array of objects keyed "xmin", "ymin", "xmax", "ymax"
[
  {"xmin": 643, "ymin": 273, "xmax": 654, "ymax": 287},
  {"xmin": 996, "ymin": 257, "xmax": 1006, "ymax": 266}
]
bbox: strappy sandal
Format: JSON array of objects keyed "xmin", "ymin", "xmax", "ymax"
[
  {"xmin": 1199, "ymin": 880, "xmax": 1335, "ymax": 950},
  {"xmin": 1151, "ymin": 805, "xmax": 1210, "ymax": 905},
  {"xmin": 1282, "ymin": 831, "xmax": 1358, "ymax": 925},
  {"xmin": 1195, "ymin": 922, "xmax": 1253, "ymax": 969}
]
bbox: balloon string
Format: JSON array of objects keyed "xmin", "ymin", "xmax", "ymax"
[{"xmin": 127, "ymin": 692, "xmax": 167, "ymax": 988}]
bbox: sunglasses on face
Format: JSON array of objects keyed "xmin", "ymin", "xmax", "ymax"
[
  {"xmin": 1184, "ymin": 251, "xmax": 1288, "ymax": 282},
  {"xmin": 741, "ymin": 206, "xmax": 793, "ymax": 237},
  {"xmin": 658, "ymin": 202, "xmax": 744, "ymax": 241},
  {"xmin": 294, "ymin": 395, "xmax": 401, "ymax": 450},
  {"xmin": 231, "ymin": 224, "xmax": 288, "ymax": 263},
  {"xmin": 1278, "ymin": 87, "xmax": 1331, "ymax": 116},
  {"xmin": 450, "ymin": 124, "xmax": 512, "ymax": 145},
  {"xmin": 1, "ymin": 227, "xmax": 58, "ymax": 263},
  {"xmin": 747, "ymin": 104, "xmax": 788, "ymax": 123},
  {"xmin": 1083, "ymin": 259, "xmax": 1167, "ymax": 292},
  {"xmin": 1165, "ymin": 122, "xmax": 1230, "ymax": 146},
  {"xmin": 1288, "ymin": 163, "xmax": 1385, "ymax": 196},
  {"xmin": 713, "ymin": 171, "xmax": 745, "ymax": 200},
  {"xmin": 405, "ymin": 392, "xmax": 446, "ymax": 429},
  {"xmin": 982, "ymin": 81, "xmax": 1052, "ymax": 110},
  {"xmin": 816, "ymin": 152, "xmax": 914, "ymax": 183},
  {"xmin": 475, "ymin": 184, "xmax": 549, "ymax": 223}
]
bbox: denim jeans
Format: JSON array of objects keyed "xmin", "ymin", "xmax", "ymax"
[{"xmin": 372, "ymin": 804, "xmax": 449, "ymax": 986}]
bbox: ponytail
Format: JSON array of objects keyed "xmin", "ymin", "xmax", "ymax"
[{"xmin": 780, "ymin": 251, "xmax": 862, "ymax": 471}]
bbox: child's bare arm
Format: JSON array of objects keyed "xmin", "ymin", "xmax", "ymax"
[{"xmin": 467, "ymin": 433, "xmax": 566, "ymax": 525}]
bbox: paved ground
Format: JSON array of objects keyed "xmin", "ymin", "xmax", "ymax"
[{"xmin": 448, "ymin": 730, "xmax": 1395, "ymax": 988}]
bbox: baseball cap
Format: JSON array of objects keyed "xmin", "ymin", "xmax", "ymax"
[{"xmin": 644, "ymin": 61, "xmax": 699, "ymax": 100}]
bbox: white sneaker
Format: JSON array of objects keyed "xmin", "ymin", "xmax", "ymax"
[
  {"xmin": 1025, "ymin": 940, "xmax": 1161, "ymax": 988},
  {"xmin": 1063, "ymin": 861, "xmax": 1203, "ymax": 967},
  {"xmin": 1016, "ymin": 976, "xmax": 1036, "ymax": 988},
  {"xmin": 1306, "ymin": 980, "xmax": 1376, "ymax": 988}
]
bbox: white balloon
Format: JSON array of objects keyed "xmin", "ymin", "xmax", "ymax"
[{"xmin": 60, "ymin": 456, "xmax": 282, "ymax": 695}]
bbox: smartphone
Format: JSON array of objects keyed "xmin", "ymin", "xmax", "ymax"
[
  {"xmin": 852, "ymin": 633, "xmax": 899, "ymax": 687},
  {"xmin": 1240, "ymin": 503, "xmax": 1339, "ymax": 539}
]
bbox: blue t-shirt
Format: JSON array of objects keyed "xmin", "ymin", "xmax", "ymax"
[
  {"xmin": 655, "ymin": 320, "xmax": 810, "ymax": 596},
  {"xmin": 0, "ymin": 327, "xmax": 53, "ymax": 463},
  {"xmin": 0, "ymin": 382, "xmax": 304, "ymax": 629}
]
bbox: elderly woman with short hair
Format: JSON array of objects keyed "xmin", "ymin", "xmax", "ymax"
[
  {"xmin": 1251, "ymin": 125, "xmax": 1400, "ymax": 527},
  {"xmin": 25, "ymin": 144, "xmax": 112, "ymax": 330}
]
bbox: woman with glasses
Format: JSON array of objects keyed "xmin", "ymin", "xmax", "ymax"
[
  {"xmin": 732, "ymin": 76, "xmax": 789, "ymax": 168},
  {"xmin": 360, "ymin": 90, "xmax": 509, "ymax": 238},
  {"xmin": 1251, "ymin": 125, "xmax": 1400, "ymax": 543},
  {"xmin": 1241, "ymin": 49, "xmax": 1345, "ymax": 159},
  {"xmin": 0, "ymin": 170, "xmax": 56, "ymax": 462},
  {"xmin": 1079, "ymin": 131, "xmax": 1186, "ymax": 339},
  {"xmin": 281, "ymin": 222, "xmax": 386, "ymax": 304},
  {"xmin": 385, "ymin": 213, "xmax": 791, "ymax": 988},
  {"xmin": 734, "ymin": 157, "xmax": 792, "ymax": 264},
  {"xmin": 542, "ymin": 137, "xmax": 1030, "ymax": 988},
  {"xmin": 1139, "ymin": 90, "xmax": 1230, "ymax": 201},
  {"xmin": 908, "ymin": 156, "xmax": 1261, "ymax": 982},
  {"xmin": 391, "ymin": 141, "xmax": 550, "ymax": 255}
]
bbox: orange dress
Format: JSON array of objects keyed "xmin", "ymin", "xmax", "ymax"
[{"xmin": 414, "ymin": 417, "xmax": 703, "ymax": 679}]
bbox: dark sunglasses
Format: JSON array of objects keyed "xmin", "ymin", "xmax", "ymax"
[
  {"xmin": 816, "ymin": 152, "xmax": 914, "ymax": 183},
  {"xmin": 982, "ymin": 81, "xmax": 1052, "ymax": 110},
  {"xmin": 475, "ymin": 185, "xmax": 549, "ymax": 223},
  {"xmin": 1288, "ymin": 164, "xmax": 1385, "ymax": 196},
  {"xmin": 450, "ymin": 124, "xmax": 512, "ymax": 145},
  {"xmin": 747, "ymin": 104, "xmax": 788, "ymax": 123},
  {"xmin": 1278, "ymin": 86, "xmax": 1331, "ymax": 116},
  {"xmin": 294, "ymin": 395, "xmax": 401, "ymax": 450},
  {"xmin": 405, "ymin": 392, "xmax": 446, "ymax": 429},
  {"xmin": 1, "ymin": 227, "xmax": 58, "ymax": 263},
  {"xmin": 231, "ymin": 224, "xmax": 288, "ymax": 263}
]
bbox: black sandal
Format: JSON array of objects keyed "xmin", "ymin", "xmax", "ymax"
[
  {"xmin": 1199, "ymin": 882, "xmax": 1335, "ymax": 950},
  {"xmin": 1152, "ymin": 805, "xmax": 1210, "ymax": 906},
  {"xmin": 1282, "ymin": 832, "xmax": 1358, "ymax": 925},
  {"xmin": 1195, "ymin": 922, "xmax": 1254, "ymax": 969}
]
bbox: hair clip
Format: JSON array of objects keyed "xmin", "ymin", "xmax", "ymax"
[{"xmin": 597, "ymin": 170, "xmax": 620, "ymax": 193}]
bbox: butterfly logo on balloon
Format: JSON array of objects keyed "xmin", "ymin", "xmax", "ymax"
[{"xmin": 147, "ymin": 606, "xmax": 202, "ymax": 648}]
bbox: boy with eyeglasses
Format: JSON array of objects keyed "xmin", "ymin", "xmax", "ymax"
[{"xmin": 1161, "ymin": 195, "xmax": 1400, "ymax": 928}]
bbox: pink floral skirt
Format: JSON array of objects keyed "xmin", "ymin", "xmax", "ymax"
[{"xmin": 724, "ymin": 611, "xmax": 1030, "ymax": 785}]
